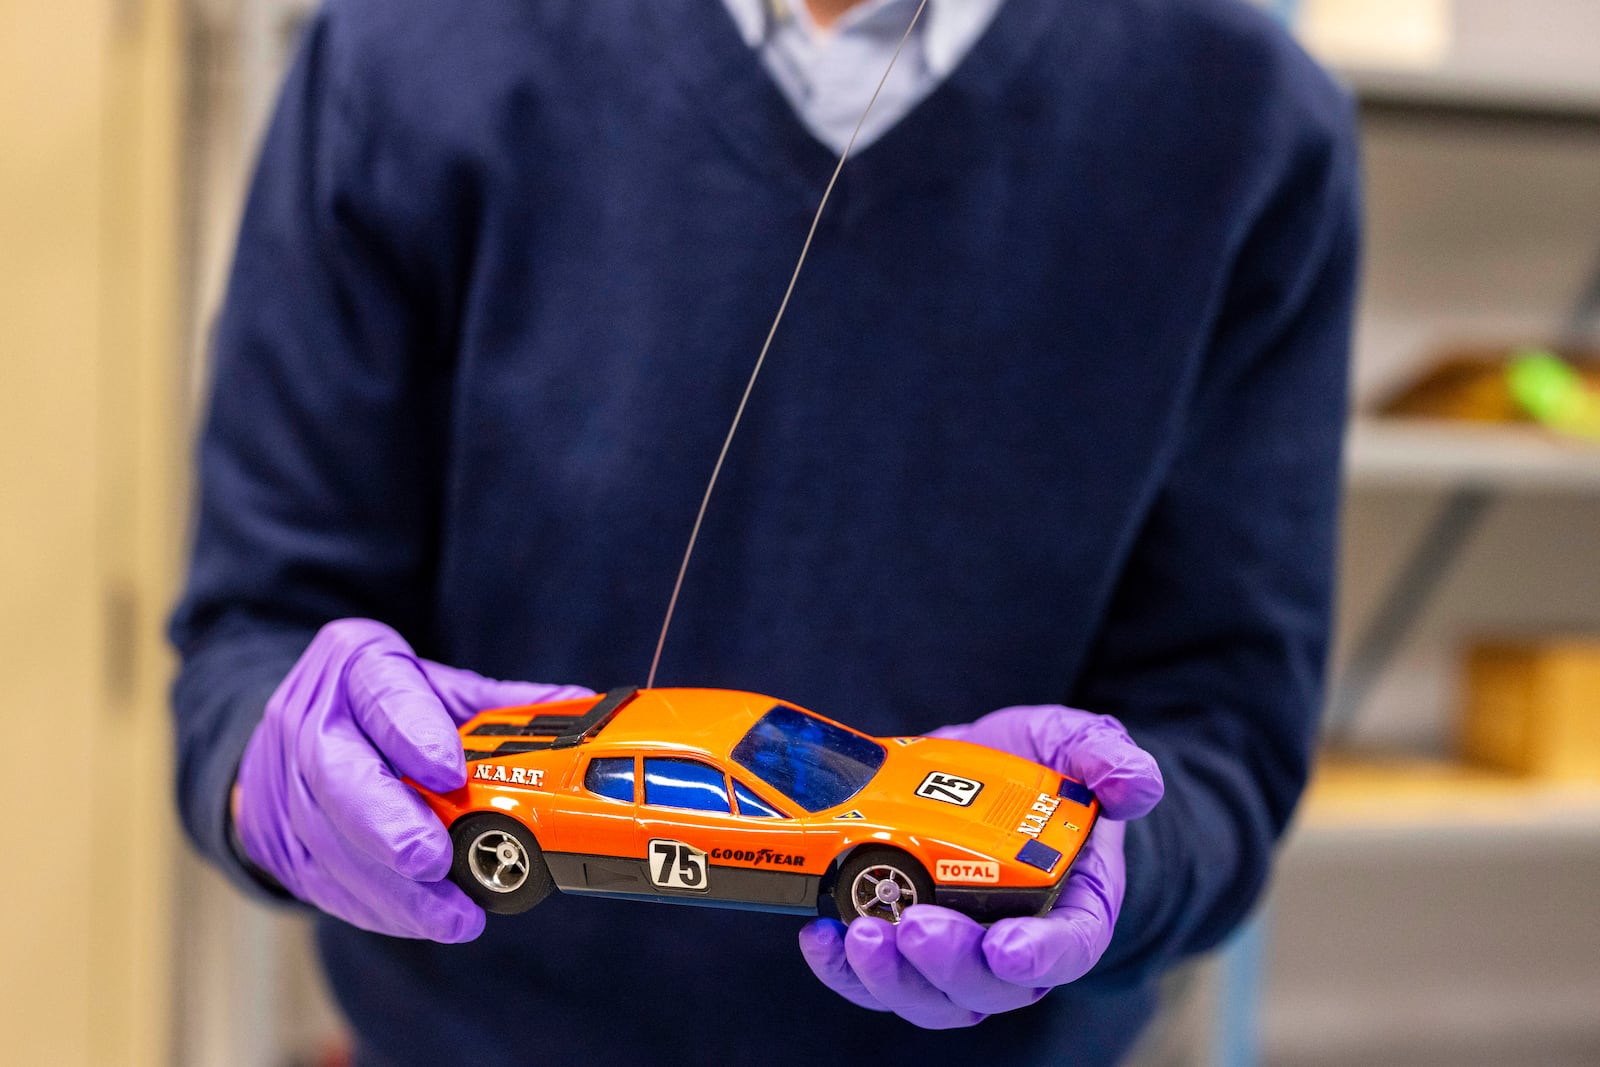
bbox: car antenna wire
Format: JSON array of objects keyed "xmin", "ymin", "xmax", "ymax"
[{"xmin": 645, "ymin": 0, "xmax": 931, "ymax": 690}]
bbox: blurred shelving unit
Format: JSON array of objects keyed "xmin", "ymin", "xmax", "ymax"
[
  {"xmin": 1340, "ymin": 67, "xmax": 1600, "ymax": 125},
  {"xmin": 1346, "ymin": 417, "xmax": 1600, "ymax": 491},
  {"xmin": 1262, "ymin": 756, "xmax": 1600, "ymax": 1067},
  {"xmin": 1269, "ymin": 373, "xmax": 1600, "ymax": 1025},
  {"xmin": 1245, "ymin": 4, "xmax": 1600, "ymax": 1065},
  {"xmin": 1299, "ymin": 754, "xmax": 1600, "ymax": 840}
]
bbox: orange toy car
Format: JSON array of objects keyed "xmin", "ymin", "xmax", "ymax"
[{"xmin": 409, "ymin": 686, "xmax": 1099, "ymax": 923}]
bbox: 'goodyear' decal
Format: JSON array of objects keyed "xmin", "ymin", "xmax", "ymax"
[{"xmin": 710, "ymin": 847, "xmax": 804, "ymax": 868}]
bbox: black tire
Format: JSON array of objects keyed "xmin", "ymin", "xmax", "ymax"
[
  {"xmin": 833, "ymin": 848, "xmax": 934, "ymax": 924},
  {"xmin": 449, "ymin": 813, "xmax": 555, "ymax": 915}
]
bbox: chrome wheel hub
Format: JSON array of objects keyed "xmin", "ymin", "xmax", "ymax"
[
  {"xmin": 851, "ymin": 863, "xmax": 919, "ymax": 923},
  {"xmin": 467, "ymin": 829, "xmax": 530, "ymax": 893}
]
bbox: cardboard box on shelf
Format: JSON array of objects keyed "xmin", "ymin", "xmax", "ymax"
[{"xmin": 1464, "ymin": 639, "xmax": 1600, "ymax": 781}]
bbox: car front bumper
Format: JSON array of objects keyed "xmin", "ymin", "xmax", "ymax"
[{"xmin": 934, "ymin": 873, "xmax": 1068, "ymax": 923}]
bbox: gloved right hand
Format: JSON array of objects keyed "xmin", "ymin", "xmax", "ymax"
[{"xmin": 233, "ymin": 618, "xmax": 592, "ymax": 941}]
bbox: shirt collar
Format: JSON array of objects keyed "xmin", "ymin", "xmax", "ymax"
[{"xmin": 721, "ymin": 0, "xmax": 992, "ymax": 79}]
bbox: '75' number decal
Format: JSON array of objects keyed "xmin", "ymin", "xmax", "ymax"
[
  {"xmin": 915, "ymin": 772, "xmax": 984, "ymax": 807},
  {"xmin": 648, "ymin": 839, "xmax": 710, "ymax": 892}
]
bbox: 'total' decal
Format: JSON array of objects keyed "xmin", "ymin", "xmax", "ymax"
[{"xmin": 935, "ymin": 859, "xmax": 1000, "ymax": 884}]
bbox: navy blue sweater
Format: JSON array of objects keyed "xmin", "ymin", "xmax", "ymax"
[{"xmin": 171, "ymin": 0, "xmax": 1359, "ymax": 1062}]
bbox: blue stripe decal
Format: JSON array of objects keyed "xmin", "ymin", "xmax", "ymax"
[
  {"xmin": 1058, "ymin": 776, "xmax": 1095, "ymax": 807},
  {"xmin": 1016, "ymin": 839, "xmax": 1062, "ymax": 872}
]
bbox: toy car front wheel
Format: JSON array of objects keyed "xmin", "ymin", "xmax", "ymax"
[
  {"xmin": 450, "ymin": 813, "xmax": 554, "ymax": 915},
  {"xmin": 834, "ymin": 848, "xmax": 933, "ymax": 924}
]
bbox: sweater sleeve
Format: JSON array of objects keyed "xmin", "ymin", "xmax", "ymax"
[
  {"xmin": 1075, "ymin": 83, "xmax": 1362, "ymax": 984},
  {"xmin": 168, "ymin": 6, "xmax": 458, "ymax": 895}
]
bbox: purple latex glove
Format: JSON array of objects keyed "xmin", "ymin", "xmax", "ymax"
[
  {"xmin": 799, "ymin": 705, "xmax": 1163, "ymax": 1029},
  {"xmin": 233, "ymin": 618, "xmax": 592, "ymax": 942}
]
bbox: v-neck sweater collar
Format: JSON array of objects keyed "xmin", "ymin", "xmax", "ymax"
[
  {"xmin": 721, "ymin": 0, "xmax": 1000, "ymax": 79},
  {"xmin": 647, "ymin": 0, "xmax": 1064, "ymax": 203}
]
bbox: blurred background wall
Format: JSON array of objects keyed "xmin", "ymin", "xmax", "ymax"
[
  {"xmin": 2, "ymin": 1, "xmax": 1597, "ymax": 1064},
  {"xmin": 1, "ymin": 1, "xmax": 184, "ymax": 1063}
]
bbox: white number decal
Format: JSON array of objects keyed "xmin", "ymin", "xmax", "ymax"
[
  {"xmin": 648, "ymin": 839, "xmax": 709, "ymax": 891},
  {"xmin": 915, "ymin": 772, "xmax": 984, "ymax": 807}
]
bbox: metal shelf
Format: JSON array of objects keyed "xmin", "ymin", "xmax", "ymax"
[
  {"xmin": 1343, "ymin": 66, "xmax": 1600, "ymax": 126},
  {"xmin": 1345, "ymin": 417, "xmax": 1600, "ymax": 492},
  {"xmin": 1296, "ymin": 755, "xmax": 1600, "ymax": 844}
]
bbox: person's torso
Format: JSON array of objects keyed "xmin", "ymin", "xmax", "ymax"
[{"xmin": 315, "ymin": 0, "xmax": 1315, "ymax": 1061}]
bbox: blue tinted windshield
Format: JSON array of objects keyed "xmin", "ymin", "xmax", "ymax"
[{"xmin": 730, "ymin": 705, "xmax": 886, "ymax": 813}]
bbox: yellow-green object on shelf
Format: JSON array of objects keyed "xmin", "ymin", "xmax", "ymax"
[{"xmin": 1506, "ymin": 350, "xmax": 1600, "ymax": 440}]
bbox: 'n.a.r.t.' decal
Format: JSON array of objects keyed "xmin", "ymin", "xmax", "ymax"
[{"xmin": 473, "ymin": 765, "xmax": 545, "ymax": 786}]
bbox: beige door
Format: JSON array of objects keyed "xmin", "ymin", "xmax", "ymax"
[{"xmin": 0, "ymin": 1, "xmax": 184, "ymax": 1063}]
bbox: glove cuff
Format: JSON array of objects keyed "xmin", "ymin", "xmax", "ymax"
[{"xmin": 224, "ymin": 775, "xmax": 295, "ymax": 902}]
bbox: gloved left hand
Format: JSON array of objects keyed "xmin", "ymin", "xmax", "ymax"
[
  {"xmin": 232, "ymin": 618, "xmax": 592, "ymax": 941},
  {"xmin": 798, "ymin": 704, "xmax": 1163, "ymax": 1029}
]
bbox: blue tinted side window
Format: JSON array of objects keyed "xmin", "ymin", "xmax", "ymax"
[
  {"xmin": 733, "ymin": 781, "xmax": 786, "ymax": 819},
  {"xmin": 584, "ymin": 757, "xmax": 635, "ymax": 802},
  {"xmin": 643, "ymin": 759, "xmax": 731, "ymax": 813}
]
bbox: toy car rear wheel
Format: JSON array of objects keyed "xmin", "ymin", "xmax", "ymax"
[
  {"xmin": 834, "ymin": 848, "xmax": 933, "ymax": 924},
  {"xmin": 450, "ymin": 813, "xmax": 554, "ymax": 915}
]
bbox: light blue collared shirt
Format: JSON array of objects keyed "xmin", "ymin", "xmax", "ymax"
[{"xmin": 721, "ymin": 0, "xmax": 1006, "ymax": 153}]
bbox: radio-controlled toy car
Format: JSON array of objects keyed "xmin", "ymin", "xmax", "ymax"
[{"xmin": 408, "ymin": 686, "xmax": 1099, "ymax": 923}]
